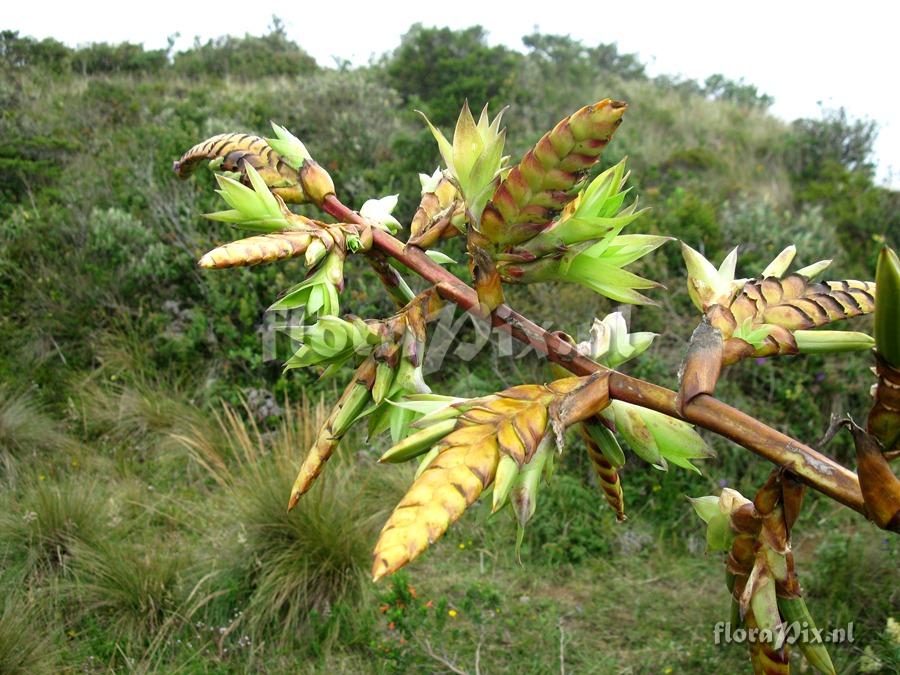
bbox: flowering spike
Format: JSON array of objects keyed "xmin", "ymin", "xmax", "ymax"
[
  {"xmin": 481, "ymin": 99, "xmax": 627, "ymax": 246},
  {"xmin": 868, "ymin": 246, "xmax": 900, "ymax": 453},
  {"xmin": 418, "ymin": 103, "xmax": 506, "ymax": 223},
  {"xmin": 174, "ymin": 132, "xmax": 306, "ymax": 203},
  {"xmin": 371, "ymin": 374, "xmax": 612, "ymax": 580},
  {"xmin": 582, "ymin": 425, "xmax": 626, "ymax": 520},
  {"xmin": 873, "ymin": 246, "xmax": 900, "ymax": 367},
  {"xmin": 198, "ymin": 231, "xmax": 314, "ymax": 269}
]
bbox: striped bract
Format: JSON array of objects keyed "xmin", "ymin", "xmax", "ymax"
[
  {"xmin": 174, "ymin": 133, "xmax": 305, "ymax": 203},
  {"xmin": 480, "ymin": 99, "xmax": 627, "ymax": 246}
]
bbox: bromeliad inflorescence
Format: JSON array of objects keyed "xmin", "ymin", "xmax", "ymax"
[{"xmin": 173, "ymin": 99, "xmax": 899, "ymax": 675}]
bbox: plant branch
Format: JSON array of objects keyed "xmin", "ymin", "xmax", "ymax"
[{"xmin": 323, "ymin": 195, "xmax": 867, "ymax": 519}]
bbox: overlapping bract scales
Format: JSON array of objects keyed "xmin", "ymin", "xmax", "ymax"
[
  {"xmin": 373, "ymin": 429, "xmax": 500, "ymax": 582},
  {"xmin": 714, "ymin": 274, "xmax": 876, "ymax": 362},
  {"xmin": 373, "ymin": 375, "xmax": 609, "ymax": 581},
  {"xmin": 480, "ymin": 99, "xmax": 627, "ymax": 246},
  {"xmin": 581, "ymin": 424, "xmax": 625, "ymax": 521},
  {"xmin": 198, "ymin": 230, "xmax": 316, "ymax": 269},
  {"xmin": 173, "ymin": 132, "xmax": 305, "ymax": 203},
  {"xmin": 743, "ymin": 277, "xmax": 874, "ymax": 331},
  {"xmin": 408, "ymin": 169, "xmax": 465, "ymax": 248},
  {"xmin": 681, "ymin": 243, "xmax": 877, "ymax": 364},
  {"xmin": 493, "ymin": 160, "xmax": 665, "ymax": 305},
  {"xmin": 288, "ymin": 356, "xmax": 377, "ymax": 509}
]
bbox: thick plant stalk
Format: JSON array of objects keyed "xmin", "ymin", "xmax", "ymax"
[{"xmin": 321, "ymin": 194, "xmax": 869, "ymax": 519}]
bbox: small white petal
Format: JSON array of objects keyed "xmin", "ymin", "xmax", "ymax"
[
  {"xmin": 419, "ymin": 168, "xmax": 443, "ymax": 194},
  {"xmin": 360, "ymin": 194, "xmax": 402, "ymax": 232}
]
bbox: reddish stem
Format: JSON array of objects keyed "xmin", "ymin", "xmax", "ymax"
[{"xmin": 323, "ymin": 195, "xmax": 866, "ymax": 517}]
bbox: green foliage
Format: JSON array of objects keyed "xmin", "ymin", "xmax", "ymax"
[
  {"xmin": 703, "ymin": 73, "xmax": 773, "ymax": 109},
  {"xmin": 522, "ymin": 33, "xmax": 646, "ymax": 83},
  {"xmin": 68, "ymin": 540, "xmax": 192, "ymax": 647},
  {"xmin": 385, "ymin": 24, "xmax": 519, "ymax": 126},
  {"xmin": 173, "ymin": 19, "xmax": 318, "ymax": 80},
  {"xmin": 0, "ymin": 594, "xmax": 58, "ymax": 674},
  {"xmin": 0, "ymin": 478, "xmax": 107, "ymax": 572},
  {"xmin": 0, "ymin": 30, "xmax": 72, "ymax": 73},
  {"xmin": 789, "ymin": 107, "xmax": 878, "ymax": 180}
]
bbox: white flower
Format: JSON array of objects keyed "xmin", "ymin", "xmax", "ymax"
[
  {"xmin": 418, "ymin": 167, "xmax": 443, "ymax": 194},
  {"xmin": 577, "ymin": 312, "xmax": 656, "ymax": 368},
  {"xmin": 360, "ymin": 194, "xmax": 401, "ymax": 233}
]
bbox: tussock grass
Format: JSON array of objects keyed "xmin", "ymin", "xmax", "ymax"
[
  {"xmin": 79, "ymin": 379, "xmax": 211, "ymax": 452},
  {"xmin": 67, "ymin": 539, "xmax": 205, "ymax": 648},
  {"xmin": 0, "ymin": 385, "xmax": 73, "ymax": 474},
  {"xmin": 171, "ymin": 395, "xmax": 323, "ymax": 488},
  {"xmin": 75, "ymin": 326, "xmax": 216, "ymax": 456},
  {"xmin": 0, "ymin": 593, "xmax": 58, "ymax": 674},
  {"xmin": 0, "ymin": 478, "xmax": 107, "ymax": 572},
  {"xmin": 175, "ymin": 397, "xmax": 410, "ymax": 647}
]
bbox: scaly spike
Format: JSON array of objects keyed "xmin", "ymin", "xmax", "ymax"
[
  {"xmin": 582, "ymin": 425, "xmax": 626, "ymax": 521},
  {"xmin": 480, "ymin": 99, "xmax": 627, "ymax": 246},
  {"xmin": 287, "ymin": 358, "xmax": 376, "ymax": 509},
  {"xmin": 372, "ymin": 434, "xmax": 500, "ymax": 581},
  {"xmin": 198, "ymin": 231, "xmax": 314, "ymax": 269},
  {"xmin": 174, "ymin": 132, "xmax": 305, "ymax": 203}
]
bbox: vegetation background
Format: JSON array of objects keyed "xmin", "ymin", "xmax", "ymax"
[{"xmin": 0, "ymin": 19, "xmax": 898, "ymax": 673}]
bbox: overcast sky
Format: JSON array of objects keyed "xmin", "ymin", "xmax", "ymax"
[{"xmin": 7, "ymin": 0, "xmax": 899, "ymax": 186}]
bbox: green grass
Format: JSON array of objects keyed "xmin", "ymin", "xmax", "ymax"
[
  {"xmin": 0, "ymin": 477, "xmax": 108, "ymax": 573},
  {"xmin": 0, "ymin": 385, "xmax": 73, "ymax": 477},
  {"xmin": 67, "ymin": 539, "xmax": 195, "ymax": 647},
  {"xmin": 0, "ymin": 593, "xmax": 58, "ymax": 674}
]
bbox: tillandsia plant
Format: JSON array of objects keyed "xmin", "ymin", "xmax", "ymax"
[{"xmin": 173, "ymin": 99, "xmax": 899, "ymax": 674}]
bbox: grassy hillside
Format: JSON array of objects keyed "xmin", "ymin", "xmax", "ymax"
[{"xmin": 0, "ymin": 24, "xmax": 897, "ymax": 673}]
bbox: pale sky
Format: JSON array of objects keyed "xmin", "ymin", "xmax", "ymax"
[{"xmin": 7, "ymin": 0, "xmax": 900, "ymax": 186}]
